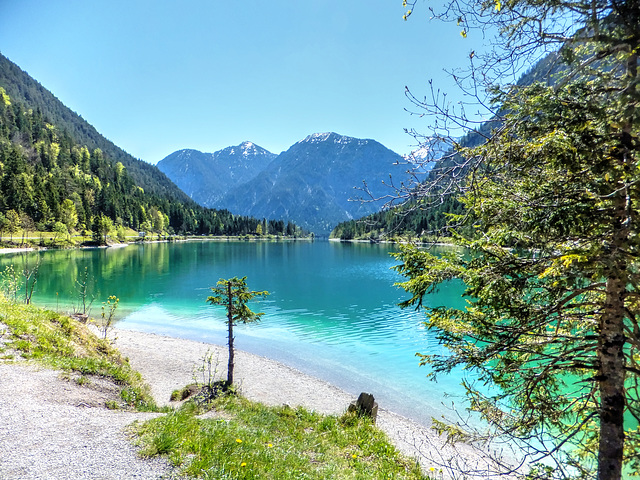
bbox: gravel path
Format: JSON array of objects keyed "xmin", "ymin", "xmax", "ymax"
[
  {"xmin": 0, "ymin": 326, "xmax": 520, "ymax": 479},
  {"xmin": 0, "ymin": 363, "xmax": 174, "ymax": 480}
]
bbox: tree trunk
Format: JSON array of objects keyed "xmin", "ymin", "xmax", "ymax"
[
  {"xmin": 597, "ymin": 275, "xmax": 627, "ymax": 480},
  {"xmin": 597, "ymin": 162, "xmax": 631, "ymax": 480},
  {"xmin": 597, "ymin": 44, "xmax": 638, "ymax": 480},
  {"xmin": 227, "ymin": 281, "xmax": 234, "ymax": 386}
]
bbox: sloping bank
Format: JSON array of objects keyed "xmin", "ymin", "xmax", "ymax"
[
  {"xmin": 0, "ymin": 301, "xmax": 520, "ymax": 479},
  {"xmin": 113, "ymin": 327, "xmax": 520, "ymax": 478}
]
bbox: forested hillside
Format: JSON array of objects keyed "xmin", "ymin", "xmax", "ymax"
[
  {"xmin": 0, "ymin": 86, "xmax": 305, "ymax": 241},
  {"xmin": 0, "ymin": 53, "xmax": 188, "ymax": 202},
  {"xmin": 329, "ymin": 196, "xmax": 466, "ymax": 241}
]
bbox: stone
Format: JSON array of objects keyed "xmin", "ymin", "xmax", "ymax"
[
  {"xmin": 348, "ymin": 392, "xmax": 378, "ymax": 423},
  {"xmin": 70, "ymin": 313, "xmax": 89, "ymax": 324}
]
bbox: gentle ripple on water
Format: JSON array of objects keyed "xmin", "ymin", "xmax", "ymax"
[{"xmin": 0, "ymin": 241, "xmax": 472, "ymax": 426}]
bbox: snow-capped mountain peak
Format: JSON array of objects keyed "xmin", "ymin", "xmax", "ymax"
[{"xmin": 298, "ymin": 132, "xmax": 368, "ymax": 147}]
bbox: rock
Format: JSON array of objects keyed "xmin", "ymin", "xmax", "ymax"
[
  {"xmin": 348, "ymin": 392, "xmax": 378, "ymax": 423},
  {"xmin": 70, "ymin": 313, "xmax": 89, "ymax": 324},
  {"xmin": 170, "ymin": 384, "xmax": 200, "ymax": 402}
]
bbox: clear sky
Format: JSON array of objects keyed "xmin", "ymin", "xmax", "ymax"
[{"xmin": 0, "ymin": 0, "xmax": 487, "ymax": 163}]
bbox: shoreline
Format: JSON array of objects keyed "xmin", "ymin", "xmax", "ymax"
[
  {"xmin": 0, "ymin": 235, "xmax": 315, "ymax": 257},
  {"xmin": 112, "ymin": 326, "xmax": 522, "ymax": 477},
  {"xmin": 0, "ymin": 247, "xmax": 35, "ymax": 255},
  {"xmin": 328, "ymin": 237, "xmax": 461, "ymax": 248},
  {"xmin": 1, "ymin": 321, "xmax": 521, "ymax": 479},
  {"xmin": 0, "ymin": 234, "xmax": 453, "ymax": 258}
]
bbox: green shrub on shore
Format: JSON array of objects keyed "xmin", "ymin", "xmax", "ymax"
[
  {"xmin": 133, "ymin": 394, "xmax": 429, "ymax": 480},
  {"xmin": 0, "ymin": 295, "xmax": 157, "ymax": 411}
]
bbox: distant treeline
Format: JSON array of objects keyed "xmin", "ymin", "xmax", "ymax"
[{"xmin": 330, "ymin": 195, "xmax": 469, "ymax": 241}]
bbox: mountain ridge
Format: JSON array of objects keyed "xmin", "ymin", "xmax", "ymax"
[
  {"xmin": 159, "ymin": 132, "xmax": 411, "ymax": 235},
  {"xmin": 157, "ymin": 142, "xmax": 276, "ymax": 206}
]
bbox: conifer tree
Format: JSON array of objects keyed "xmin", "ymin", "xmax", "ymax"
[
  {"xmin": 207, "ymin": 277, "xmax": 269, "ymax": 386},
  {"xmin": 396, "ymin": 0, "xmax": 640, "ymax": 478}
]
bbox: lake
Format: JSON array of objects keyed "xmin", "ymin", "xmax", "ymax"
[{"xmin": 0, "ymin": 240, "xmax": 470, "ymax": 425}]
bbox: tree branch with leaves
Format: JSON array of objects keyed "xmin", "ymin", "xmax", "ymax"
[
  {"xmin": 207, "ymin": 277, "xmax": 269, "ymax": 387},
  {"xmin": 392, "ymin": 0, "xmax": 640, "ymax": 479}
]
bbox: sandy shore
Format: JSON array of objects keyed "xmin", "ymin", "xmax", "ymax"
[
  {"xmin": 0, "ymin": 325, "xmax": 521, "ymax": 479},
  {"xmin": 113, "ymin": 328, "xmax": 521, "ymax": 478},
  {"xmin": 0, "ymin": 247, "xmax": 35, "ymax": 254}
]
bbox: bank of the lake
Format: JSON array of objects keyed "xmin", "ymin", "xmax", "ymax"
[
  {"xmin": 0, "ymin": 240, "xmax": 469, "ymax": 429},
  {"xmin": 0, "ymin": 247, "xmax": 35, "ymax": 254},
  {"xmin": 1, "ymin": 316, "xmax": 520, "ymax": 479},
  {"xmin": 114, "ymin": 326, "xmax": 520, "ymax": 478}
]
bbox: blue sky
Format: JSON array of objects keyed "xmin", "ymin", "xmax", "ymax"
[{"xmin": 1, "ymin": 0, "xmax": 488, "ymax": 163}]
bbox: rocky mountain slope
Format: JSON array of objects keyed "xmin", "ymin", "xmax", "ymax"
[
  {"xmin": 157, "ymin": 142, "xmax": 276, "ymax": 207},
  {"xmin": 159, "ymin": 133, "xmax": 410, "ymax": 235}
]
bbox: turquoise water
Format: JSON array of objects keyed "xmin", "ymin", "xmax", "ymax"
[{"xmin": 1, "ymin": 241, "xmax": 470, "ymax": 425}]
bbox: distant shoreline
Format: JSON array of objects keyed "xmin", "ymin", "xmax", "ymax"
[
  {"xmin": 0, "ymin": 235, "xmax": 315, "ymax": 256},
  {"xmin": 0, "ymin": 247, "xmax": 35, "ymax": 255},
  {"xmin": 328, "ymin": 237, "xmax": 458, "ymax": 247}
]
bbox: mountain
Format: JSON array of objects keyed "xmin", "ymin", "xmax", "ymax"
[
  {"xmin": 0, "ymin": 53, "xmax": 307, "ymax": 239},
  {"xmin": 217, "ymin": 132, "xmax": 410, "ymax": 235},
  {"xmin": 330, "ymin": 51, "xmax": 564, "ymax": 241},
  {"xmin": 157, "ymin": 142, "xmax": 277, "ymax": 206},
  {"xmin": 160, "ymin": 132, "xmax": 409, "ymax": 235},
  {"xmin": 0, "ymin": 52, "xmax": 190, "ymax": 203}
]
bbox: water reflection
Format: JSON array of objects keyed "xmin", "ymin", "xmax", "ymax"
[{"xmin": 0, "ymin": 241, "xmax": 468, "ymax": 425}]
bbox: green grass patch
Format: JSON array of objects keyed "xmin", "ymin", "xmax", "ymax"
[
  {"xmin": 133, "ymin": 394, "xmax": 429, "ymax": 479},
  {"xmin": 0, "ymin": 296, "xmax": 435, "ymax": 478},
  {"xmin": 0, "ymin": 295, "xmax": 158, "ymax": 411}
]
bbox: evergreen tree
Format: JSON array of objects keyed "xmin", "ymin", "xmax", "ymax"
[
  {"xmin": 5, "ymin": 209, "xmax": 20, "ymax": 242},
  {"xmin": 60, "ymin": 199, "xmax": 78, "ymax": 236},
  {"xmin": 206, "ymin": 277, "xmax": 269, "ymax": 386},
  {"xmin": 396, "ymin": 0, "xmax": 640, "ymax": 478},
  {"xmin": 0, "ymin": 212, "xmax": 7, "ymax": 242},
  {"xmin": 92, "ymin": 214, "xmax": 113, "ymax": 245}
]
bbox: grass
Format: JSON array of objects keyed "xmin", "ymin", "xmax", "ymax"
[
  {"xmin": 133, "ymin": 394, "xmax": 429, "ymax": 480},
  {"xmin": 0, "ymin": 295, "xmax": 158, "ymax": 410},
  {"xmin": 0, "ymin": 295, "xmax": 434, "ymax": 479}
]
